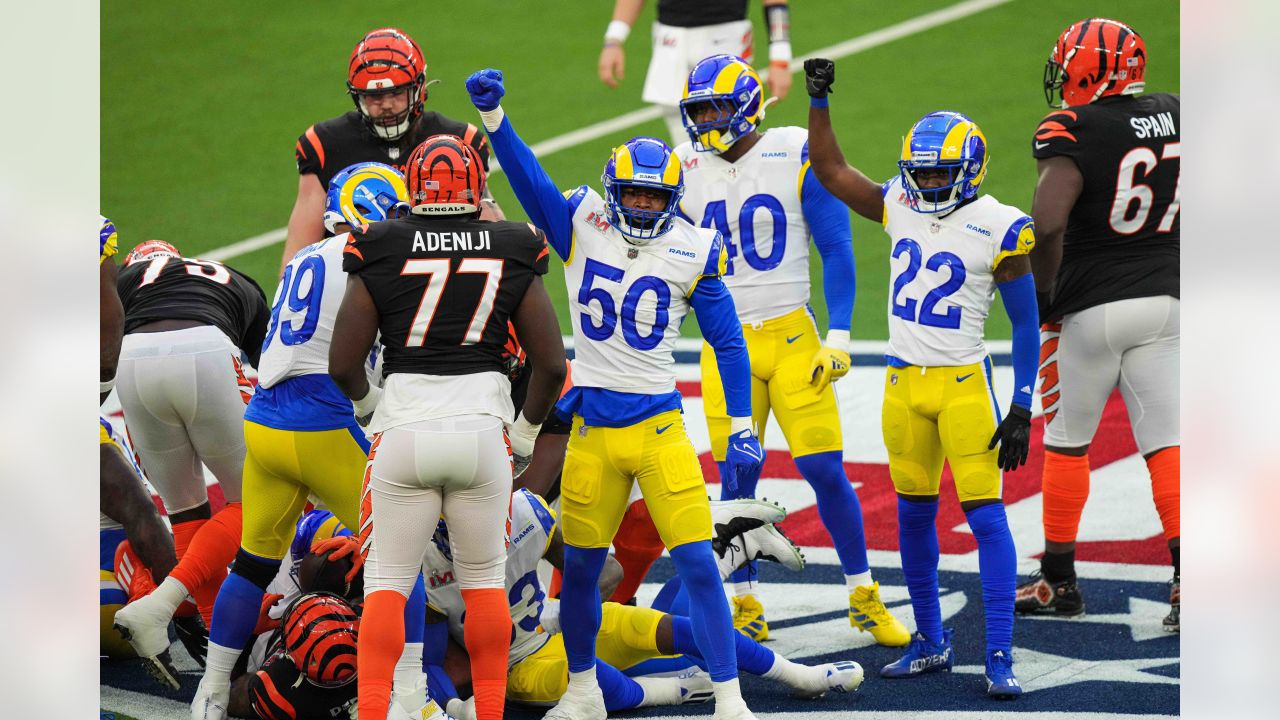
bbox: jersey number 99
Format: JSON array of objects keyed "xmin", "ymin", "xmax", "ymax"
[{"xmin": 264, "ymin": 255, "xmax": 325, "ymax": 349}]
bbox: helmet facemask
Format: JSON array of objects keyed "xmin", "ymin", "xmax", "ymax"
[
  {"xmin": 897, "ymin": 112, "xmax": 988, "ymax": 216},
  {"xmin": 679, "ymin": 91, "xmax": 758, "ymax": 153},
  {"xmin": 603, "ymin": 178, "xmax": 683, "ymax": 243}
]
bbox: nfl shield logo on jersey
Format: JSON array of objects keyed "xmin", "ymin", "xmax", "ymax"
[
  {"xmin": 627, "ymin": 248, "xmax": 639, "ymax": 259},
  {"xmin": 388, "ymin": 146, "xmax": 400, "ymax": 161}
]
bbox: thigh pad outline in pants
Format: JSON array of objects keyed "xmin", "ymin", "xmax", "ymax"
[
  {"xmin": 1115, "ymin": 296, "xmax": 1181, "ymax": 455},
  {"xmin": 116, "ymin": 350, "xmax": 206, "ymax": 513},
  {"xmin": 772, "ymin": 350, "xmax": 844, "ymax": 458},
  {"xmin": 938, "ymin": 372, "xmax": 1002, "ymax": 503},
  {"xmin": 505, "ymin": 635, "xmax": 569, "ymax": 705},
  {"xmin": 560, "ymin": 419, "xmax": 633, "ymax": 550},
  {"xmin": 1043, "ymin": 306, "xmax": 1123, "ymax": 449},
  {"xmin": 635, "ymin": 413, "xmax": 712, "ymax": 549},
  {"xmin": 700, "ymin": 340, "xmax": 771, "ymax": 461},
  {"xmin": 595, "ymin": 602, "xmax": 665, "ymax": 671},
  {"xmin": 882, "ymin": 369, "xmax": 944, "ymax": 497}
]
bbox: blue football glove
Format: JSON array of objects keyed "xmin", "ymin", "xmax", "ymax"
[
  {"xmin": 465, "ymin": 69, "xmax": 505, "ymax": 111},
  {"xmin": 724, "ymin": 429, "xmax": 765, "ymax": 496}
]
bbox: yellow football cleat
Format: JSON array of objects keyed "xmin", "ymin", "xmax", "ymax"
[
  {"xmin": 849, "ymin": 582, "xmax": 910, "ymax": 647},
  {"xmin": 732, "ymin": 594, "xmax": 769, "ymax": 642}
]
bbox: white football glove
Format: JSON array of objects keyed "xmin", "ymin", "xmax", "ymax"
[
  {"xmin": 506, "ymin": 412, "xmax": 541, "ymax": 477},
  {"xmin": 538, "ymin": 598, "xmax": 562, "ymax": 635}
]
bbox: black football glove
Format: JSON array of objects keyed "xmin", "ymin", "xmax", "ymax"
[
  {"xmin": 803, "ymin": 58, "xmax": 836, "ymax": 98},
  {"xmin": 989, "ymin": 404, "xmax": 1032, "ymax": 472}
]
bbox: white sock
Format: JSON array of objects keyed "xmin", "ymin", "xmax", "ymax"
[
  {"xmin": 202, "ymin": 640, "xmax": 240, "ymax": 686},
  {"xmin": 845, "ymin": 572, "xmax": 874, "ymax": 592},
  {"xmin": 712, "ymin": 677, "xmax": 746, "ymax": 710},
  {"xmin": 566, "ymin": 667, "xmax": 598, "ymax": 695},
  {"xmin": 733, "ymin": 583, "xmax": 758, "ymax": 599},
  {"xmin": 763, "ymin": 654, "xmax": 824, "ymax": 693},
  {"xmin": 393, "ymin": 642, "xmax": 426, "ymax": 706},
  {"xmin": 633, "ymin": 676, "xmax": 681, "ymax": 707}
]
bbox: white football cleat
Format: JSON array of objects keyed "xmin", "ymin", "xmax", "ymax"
[
  {"xmin": 113, "ymin": 595, "xmax": 180, "ymax": 690},
  {"xmin": 709, "ymin": 498, "xmax": 787, "ymax": 546},
  {"xmin": 716, "ymin": 522, "xmax": 806, "ymax": 580},
  {"xmin": 676, "ymin": 668, "xmax": 715, "ymax": 704},
  {"xmin": 712, "ymin": 701, "xmax": 759, "ymax": 720},
  {"xmin": 189, "ymin": 675, "xmax": 229, "ymax": 720},
  {"xmin": 387, "ymin": 696, "xmax": 448, "ymax": 720},
  {"xmin": 543, "ymin": 680, "xmax": 607, "ymax": 720},
  {"xmin": 445, "ymin": 697, "xmax": 475, "ymax": 720},
  {"xmin": 794, "ymin": 660, "xmax": 865, "ymax": 699}
]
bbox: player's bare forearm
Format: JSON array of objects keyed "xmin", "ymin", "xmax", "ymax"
[
  {"xmin": 329, "ymin": 276, "xmax": 380, "ymax": 400},
  {"xmin": 807, "ymin": 103, "xmax": 883, "ymax": 223},
  {"xmin": 1030, "ymin": 156, "xmax": 1082, "ymax": 294},
  {"xmin": 511, "ymin": 276, "xmax": 567, "ymax": 424},
  {"xmin": 101, "ymin": 446, "xmax": 177, "ymax": 580},
  {"xmin": 994, "ymin": 252, "xmax": 1032, "ymax": 285},
  {"xmin": 100, "ymin": 260, "xmax": 124, "ymax": 400},
  {"xmin": 282, "ymin": 174, "xmax": 327, "ymax": 271},
  {"xmin": 512, "ymin": 433, "xmax": 568, "ymax": 496}
]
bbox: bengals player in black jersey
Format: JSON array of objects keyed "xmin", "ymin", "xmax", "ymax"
[
  {"xmin": 110, "ymin": 241, "xmax": 270, "ymax": 689},
  {"xmin": 330, "ymin": 135, "xmax": 565, "ymax": 720},
  {"xmin": 1018, "ymin": 18, "xmax": 1181, "ymax": 631},
  {"xmin": 283, "ymin": 27, "xmax": 497, "ymax": 269}
]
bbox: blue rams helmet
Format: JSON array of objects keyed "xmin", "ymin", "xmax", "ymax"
[
  {"xmin": 323, "ymin": 162, "xmax": 411, "ymax": 233},
  {"xmin": 679, "ymin": 54, "xmax": 765, "ymax": 153},
  {"xmin": 897, "ymin": 111, "xmax": 989, "ymax": 215},
  {"xmin": 601, "ymin": 136, "xmax": 685, "ymax": 243}
]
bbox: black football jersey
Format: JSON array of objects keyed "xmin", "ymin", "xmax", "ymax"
[
  {"xmin": 342, "ymin": 216, "xmax": 550, "ymax": 377},
  {"xmin": 118, "ymin": 256, "xmax": 271, "ymax": 366},
  {"xmin": 295, "ymin": 110, "xmax": 491, "ymax": 190},
  {"xmin": 658, "ymin": 0, "xmax": 747, "ymax": 27},
  {"xmin": 1032, "ymin": 93, "xmax": 1180, "ymax": 321}
]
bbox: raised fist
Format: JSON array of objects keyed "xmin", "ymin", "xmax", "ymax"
[
  {"xmin": 466, "ymin": 69, "xmax": 506, "ymax": 111},
  {"xmin": 803, "ymin": 58, "xmax": 836, "ymax": 98}
]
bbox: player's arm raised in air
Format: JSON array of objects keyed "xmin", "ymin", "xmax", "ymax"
[
  {"xmin": 800, "ymin": 152, "xmax": 855, "ymax": 389},
  {"xmin": 988, "ymin": 220, "xmax": 1041, "ymax": 473},
  {"xmin": 1029, "ymin": 156, "xmax": 1084, "ymax": 310},
  {"xmin": 803, "ymin": 59, "xmax": 885, "ymax": 224},
  {"xmin": 329, "ymin": 272, "xmax": 383, "ymax": 423},
  {"xmin": 101, "ymin": 259, "xmax": 124, "ymax": 404},
  {"xmin": 465, "ymin": 69, "xmax": 575, "ymax": 260}
]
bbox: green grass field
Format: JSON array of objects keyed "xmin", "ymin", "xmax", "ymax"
[{"xmin": 103, "ymin": 0, "xmax": 1178, "ymax": 340}]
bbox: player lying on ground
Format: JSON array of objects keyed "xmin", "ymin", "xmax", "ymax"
[
  {"xmin": 417, "ymin": 491, "xmax": 863, "ymax": 720},
  {"xmin": 804, "ymin": 57, "xmax": 1040, "ymax": 699}
]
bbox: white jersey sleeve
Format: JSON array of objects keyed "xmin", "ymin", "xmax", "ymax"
[
  {"xmin": 564, "ymin": 188, "xmax": 723, "ymax": 394},
  {"xmin": 421, "ymin": 488, "xmax": 558, "ymax": 666},
  {"xmin": 675, "ymin": 126, "xmax": 814, "ymax": 325},
  {"xmin": 256, "ymin": 236, "xmax": 351, "ymax": 389},
  {"xmin": 882, "ymin": 177, "xmax": 1034, "ymax": 367}
]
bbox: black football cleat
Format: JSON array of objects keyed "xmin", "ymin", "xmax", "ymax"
[{"xmin": 1014, "ymin": 570, "xmax": 1085, "ymax": 617}]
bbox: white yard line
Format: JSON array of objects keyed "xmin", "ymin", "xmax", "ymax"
[{"xmin": 203, "ymin": 0, "xmax": 1016, "ymax": 262}]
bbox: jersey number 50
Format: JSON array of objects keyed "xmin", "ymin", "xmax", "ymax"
[{"xmin": 579, "ymin": 258, "xmax": 670, "ymax": 351}]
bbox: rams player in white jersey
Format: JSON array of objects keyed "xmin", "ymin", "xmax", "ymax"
[
  {"xmin": 190, "ymin": 163, "xmax": 430, "ymax": 720},
  {"xmin": 803, "ymin": 59, "xmax": 1038, "ymax": 699},
  {"xmin": 674, "ymin": 53, "xmax": 909, "ymax": 646},
  {"xmin": 468, "ymin": 69, "xmax": 766, "ymax": 720},
  {"xmin": 426, "ymin": 490, "xmax": 863, "ymax": 719}
]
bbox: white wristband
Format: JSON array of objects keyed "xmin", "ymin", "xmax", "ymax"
[
  {"xmin": 604, "ymin": 20, "xmax": 631, "ymax": 44},
  {"xmin": 768, "ymin": 41, "xmax": 793, "ymax": 64},
  {"xmin": 729, "ymin": 416, "xmax": 752, "ymax": 436},
  {"xmin": 100, "ymin": 377, "xmax": 115, "ymax": 394},
  {"xmin": 508, "ymin": 412, "xmax": 543, "ymax": 457},
  {"xmin": 824, "ymin": 329, "xmax": 851, "ymax": 354},
  {"xmin": 351, "ymin": 384, "xmax": 383, "ymax": 418},
  {"xmin": 478, "ymin": 106, "xmax": 505, "ymax": 133}
]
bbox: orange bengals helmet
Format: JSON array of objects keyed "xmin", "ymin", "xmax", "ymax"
[
  {"xmin": 281, "ymin": 592, "xmax": 358, "ymax": 688},
  {"xmin": 406, "ymin": 135, "xmax": 487, "ymax": 215},
  {"xmin": 1044, "ymin": 18, "xmax": 1147, "ymax": 108},
  {"xmin": 347, "ymin": 28, "xmax": 431, "ymax": 141},
  {"xmin": 124, "ymin": 240, "xmax": 181, "ymax": 266}
]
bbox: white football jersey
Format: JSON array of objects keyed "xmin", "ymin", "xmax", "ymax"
[
  {"xmin": 882, "ymin": 177, "xmax": 1035, "ymax": 367},
  {"xmin": 564, "ymin": 188, "xmax": 724, "ymax": 395},
  {"xmin": 421, "ymin": 489, "xmax": 557, "ymax": 666},
  {"xmin": 675, "ymin": 126, "xmax": 815, "ymax": 325},
  {"xmin": 256, "ymin": 236, "xmax": 351, "ymax": 389}
]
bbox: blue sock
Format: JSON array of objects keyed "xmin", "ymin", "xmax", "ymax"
[
  {"xmin": 404, "ymin": 572, "xmax": 426, "ymax": 645},
  {"xmin": 651, "ymin": 576, "xmax": 687, "ymax": 614},
  {"xmin": 795, "ymin": 451, "xmax": 870, "ymax": 576},
  {"xmin": 669, "ymin": 541, "xmax": 738, "ymax": 682},
  {"xmin": 598, "ymin": 660, "xmax": 646, "ymax": 711},
  {"xmin": 897, "ymin": 497, "xmax": 942, "ymax": 642},
  {"xmin": 718, "ymin": 460, "xmax": 761, "ymax": 587},
  {"xmin": 561, "ymin": 545, "xmax": 609, "ymax": 673},
  {"xmin": 209, "ymin": 553, "xmax": 280, "ymax": 650},
  {"xmin": 423, "ymin": 620, "xmax": 457, "ymax": 702},
  {"xmin": 965, "ymin": 503, "xmax": 1016, "ymax": 653},
  {"xmin": 670, "ymin": 615, "xmax": 775, "ymax": 675}
]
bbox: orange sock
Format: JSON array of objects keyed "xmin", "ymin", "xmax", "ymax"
[
  {"xmin": 462, "ymin": 587, "xmax": 512, "ymax": 720},
  {"xmin": 1146, "ymin": 446, "xmax": 1180, "ymax": 540},
  {"xmin": 358, "ymin": 589, "xmax": 407, "ymax": 720},
  {"xmin": 170, "ymin": 517, "xmax": 207, "ymax": 561},
  {"xmin": 1042, "ymin": 452, "xmax": 1091, "ymax": 543},
  {"xmin": 169, "ymin": 502, "xmax": 241, "ymax": 625},
  {"xmin": 609, "ymin": 500, "xmax": 666, "ymax": 603},
  {"xmin": 548, "ymin": 567, "xmax": 563, "ymax": 598}
]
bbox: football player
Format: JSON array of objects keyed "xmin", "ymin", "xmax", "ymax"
[
  {"xmin": 99, "ymin": 216, "xmax": 178, "ymax": 591},
  {"xmin": 804, "ymin": 58, "xmax": 1039, "ymax": 699},
  {"xmin": 110, "ymin": 240, "xmax": 270, "ymax": 690},
  {"xmin": 283, "ymin": 27, "xmax": 496, "ymax": 268},
  {"xmin": 422, "ymin": 491, "xmax": 862, "ymax": 719},
  {"xmin": 1017, "ymin": 19, "xmax": 1181, "ymax": 630},
  {"xmin": 598, "ymin": 0, "xmax": 794, "ymax": 141},
  {"xmin": 190, "ymin": 162, "xmax": 421, "ymax": 720},
  {"xmin": 674, "ymin": 53, "xmax": 908, "ymax": 646},
  {"xmin": 330, "ymin": 134, "xmax": 567, "ymax": 720},
  {"xmin": 468, "ymin": 68, "xmax": 766, "ymax": 720}
]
